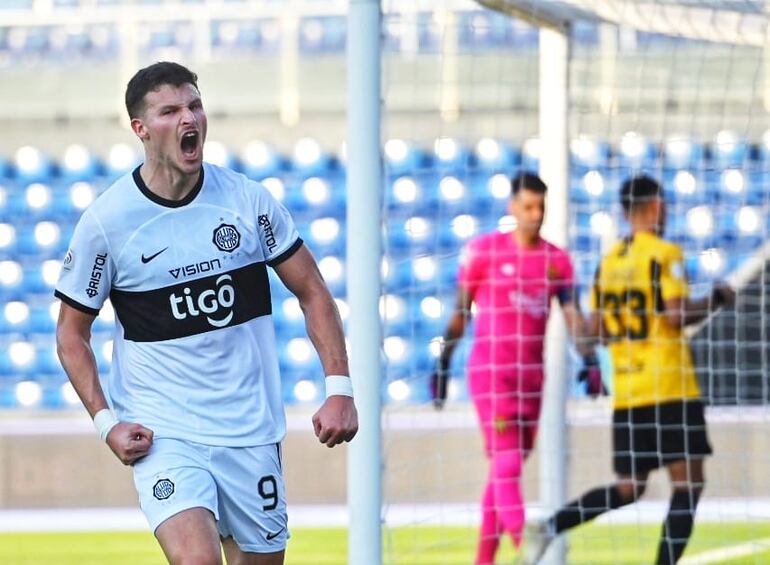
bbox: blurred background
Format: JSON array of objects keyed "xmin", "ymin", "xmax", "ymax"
[{"xmin": 0, "ymin": 0, "xmax": 769, "ymax": 563}]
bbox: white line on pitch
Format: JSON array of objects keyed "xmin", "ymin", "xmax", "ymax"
[{"xmin": 679, "ymin": 537, "xmax": 770, "ymax": 564}]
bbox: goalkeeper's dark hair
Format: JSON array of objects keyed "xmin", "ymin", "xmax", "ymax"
[
  {"xmin": 511, "ymin": 172, "xmax": 548, "ymax": 196},
  {"xmin": 620, "ymin": 175, "xmax": 663, "ymax": 214},
  {"xmin": 125, "ymin": 61, "xmax": 199, "ymax": 119}
]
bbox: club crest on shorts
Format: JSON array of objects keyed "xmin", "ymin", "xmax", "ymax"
[
  {"xmin": 153, "ymin": 478, "xmax": 175, "ymax": 500},
  {"xmin": 212, "ymin": 223, "xmax": 241, "ymax": 253}
]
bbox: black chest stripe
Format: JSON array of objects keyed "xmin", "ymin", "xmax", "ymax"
[{"xmin": 110, "ymin": 262, "xmax": 272, "ymax": 342}]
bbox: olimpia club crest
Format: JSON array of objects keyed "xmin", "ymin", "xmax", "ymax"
[
  {"xmin": 213, "ymin": 223, "xmax": 241, "ymax": 253},
  {"xmin": 153, "ymin": 478, "xmax": 175, "ymax": 500}
]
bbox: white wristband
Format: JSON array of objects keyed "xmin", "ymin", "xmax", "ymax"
[
  {"xmin": 93, "ymin": 408, "xmax": 119, "ymax": 442},
  {"xmin": 325, "ymin": 375, "xmax": 354, "ymax": 398}
]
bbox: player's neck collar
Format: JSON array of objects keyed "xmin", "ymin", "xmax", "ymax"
[{"xmin": 132, "ymin": 164, "xmax": 205, "ymax": 208}]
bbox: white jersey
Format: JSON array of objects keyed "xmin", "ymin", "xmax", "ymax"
[{"xmin": 55, "ymin": 163, "xmax": 302, "ymax": 446}]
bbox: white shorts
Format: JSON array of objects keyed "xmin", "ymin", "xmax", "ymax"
[{"xmin": 132, "ymin": 438, "xmax": 289, "ymax": 553}]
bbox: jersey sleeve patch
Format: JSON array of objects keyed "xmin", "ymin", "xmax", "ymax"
[{"xmin": 54, "ymin": 210, "xmax": 114, "ymax": 312}]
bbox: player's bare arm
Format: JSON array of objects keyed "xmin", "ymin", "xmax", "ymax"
[
  {"xmin": 663, "ymin": 283, "xmax": 736, "ymax": 329},
  {"xmin": 56, "ymin": 303, "xmax": 153, "ymax": 465},
  {"xmin": 274, "ymin": 244, "xmax": 358, "ymax": 448}
]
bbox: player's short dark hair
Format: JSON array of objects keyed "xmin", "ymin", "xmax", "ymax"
[
  {"xmin": 511, "ymin": 172, "xmax": 548, "ymax": 196},
  {"xmin": 620, "ymin": 175, "xmax": 664, "ymax": 213},
  {"xmin": 125, "ymin": 61, "xmax": 199, "ymax": 119}
]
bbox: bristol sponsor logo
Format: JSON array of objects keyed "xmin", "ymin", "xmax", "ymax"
[
  {"xmin": 169, "ymin": 273, "xmax": 235, "ymax": 328},
  {"xmin": 258, "ymin": 214, "xmax": 278, "ymax": 253},
  {"xmin": 85, "ymin": 252, "xmax": 107, "ymax": 298},
  {"xmin": 169, "ymin": 258, "xmax": 222, "ymax": 280}
]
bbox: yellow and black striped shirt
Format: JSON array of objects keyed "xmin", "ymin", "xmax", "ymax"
[{"xmin": 592, "ymin": 231, "xmax": 700, "ymax": 409}]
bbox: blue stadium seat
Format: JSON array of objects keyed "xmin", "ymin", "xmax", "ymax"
[
  {"xmin": 711, "ymin": 131, "xmax": 748, "ymax": 169},
  {"xmin": 204, "ymin": 141, "xmax": 240, "ymax": 172},
  {"xmin": 279, "ymin": 336, "xmax": 322, "ymax": 373},
  {"xmin": 300, "ymin": 17, "xmax": 345, "ymax": 53},
  {"xmin": 686, "ymin": 247, "xmax": 729, "ymax": 282},
  {"xmin": 53, "ymin": 181, "xmax": 99, "ymax": 220},
  {"xmin": 301, "ymin": 217, "xmax": 344, "ymax": 256},
  {"xmin": 662, "ymin": 169, "xmax": 711, "ymax": 206},
  {"xmin": 272, "ymin": 296, "xmax": 308, "ymax": 340},
  {"xmin": 0, "ymin": 183, "xmax": 10, "ymax": 221},
  {"xmin": 286, "ymin": 175, "xmax": 346, "ymax": 219},
  {"xmin": 473, "ymin": 139, "xmax": 521, "ymax": 173},
  {"xmin": 2, "ymin": 339, "xmax": 37, "ymax": 376},
  {"xmin": 291, "ymin": 138, "xmax": 338, "ymax": 178},
  {"xmin": 381, "ymin": 294, "xmax": 409, "ymax": 335},
  {"xmin": 438, "ymin": 213, "xmax": 480, "ymax": 251},
  {"xmin": 0, "ymin": 221, "xmax": 18, "ymax": 256},
  {"xmin": 571, "ymin": 170, "xmax": 619, "ymax": 205},
  {"xmin": 437, "ymin": 255, "xmax": 460, "ymax": 286},
  {"xmin": 106, "ymin": 143, "xmax": 141, "ymax": 179},
  {"xmin": 14, "ymin": 146, "xmax": 56, "ymax": 184},
  {"xmin": 717, "ymin": 205, "xmax": 766, "ymax": 251},
  {"xmin": 240, "ymin": 140, "xmax": 288, "ymax": 180},
  {"xmin": 382, "ymin": 333, "xmax": 414, "ymax": 371},
  {"xmin": 0, "ymin": 154, "xmax": 11, "ymax": 180},
  {"xmin": 0, "ymin": 260, "xmax": 25, "ymax": 299},
  {"xmin": 466, "ymin": 173, "xmax": 512, "ymax": 217},
  {"xmin": 408, "ymin": 255, "xmax": 440, "ymax": 289},
  {"xmin": 433, "ymin": 175, "xmax": 485, "ymax": 216},
  {"xmin": 29, "ymin": 300, "xmax": 57, "ymax": 334},
  {"xmin": 316, "ymin": 254, "xmax": 345, "ymax": 296},
  {"xmin": 382, "ymin": 257, "xmax": 412, "ymax": 292},
  {"xmin": 521, "ymin": 138, "xmax": 541, "ymax": 171},
  {"xmin": 268, "ymin": 270, "xmax": 291, "ymax": 301},
  {"xmin": 386, "ymin": 174, "xmax": 439, "ymax": 218},
  {"xmin": 618, "ymin": 131, "xmax": 658, "ymax": 170},
  {"xmin": 412, "ymin": 292, "xmax": 453, "ymax": 334},
  {"xmin": 384, "ymin": 139, "xmax": 432, "ymax": 176},
  {"xmin": 571, "ymin": 136, "xmax": 611, "ymax": 173},
  {"xmin": 60, "ymin": 144, "xmax": 103, "ymax": 182},
  {"xmin": 433, "ymin": 138, "xmax": 474, "ymax": 172},
  {"xmin": 386, "ymin": 215, "xmax": 436, "ymax": 258},
  {"xmin": 21, "ymin": 259, "xmax": 62, "ymax": 294},
  {"xmin": 663, "ymin": 136, "xmax": 705, "ymax": 170},
  {"xmin": 0, "ymin": 300, "xmax": 31, "ymax": 334},
  {"xmin": 17, "ymin": 221, "xmax": 69, "ymax": 258}
]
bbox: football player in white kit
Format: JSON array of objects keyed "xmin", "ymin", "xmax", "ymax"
[{"xmin": 55, "ymin": 62, "xmax": 358, "ymax": 565}]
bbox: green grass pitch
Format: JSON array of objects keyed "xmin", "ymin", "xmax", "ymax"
[{"xmin": 1, "ymin": 523, "xmax": 769, "ymax": 564}]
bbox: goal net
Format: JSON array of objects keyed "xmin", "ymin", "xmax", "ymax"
[{"xmin": 378, "ymin": 1, "xmax": 770, "ymax": 563}]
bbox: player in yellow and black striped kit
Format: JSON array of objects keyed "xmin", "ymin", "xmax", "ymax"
[{"xmin": 519, "ymin": 175, "xmax": 735, "ymax": 565}]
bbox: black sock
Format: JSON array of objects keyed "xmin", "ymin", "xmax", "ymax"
[
  {"xmin": 548, "ymin": 485, "xmax": 627, "ymax": 534},
  {"xmin": 656, "ymin": 489, "xmax": 702, "ymax": 565}
]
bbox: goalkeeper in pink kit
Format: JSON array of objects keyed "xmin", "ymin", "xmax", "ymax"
[{"xmin": 431, "ymin": 173, "xmax": 599, "ymax": 565}]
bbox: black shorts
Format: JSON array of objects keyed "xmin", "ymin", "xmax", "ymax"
[{"xmin": 613, "ymin": 400, "xmax": 712, "ymax": 476}]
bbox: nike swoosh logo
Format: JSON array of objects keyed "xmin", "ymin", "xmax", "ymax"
[
  {"xmin": 266, "ymin": 527, "xmax": 285, "ymax": 541},
  {"xmin": 141, "ymin": 247, "xmax": 169, "ymax": 264}
]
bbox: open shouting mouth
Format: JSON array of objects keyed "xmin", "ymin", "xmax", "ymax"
[{"xmin": 180, "ymin": 130, "xmax": 200, "ymax": 160}]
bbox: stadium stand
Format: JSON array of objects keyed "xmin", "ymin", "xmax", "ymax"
[{"xmin": 0, "ymin": 133, "xmax": 767, "ymax": 408}]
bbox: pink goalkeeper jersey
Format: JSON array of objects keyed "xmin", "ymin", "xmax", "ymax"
[{"xmin": 458, "ymin": 231, "xmax": 574, "ymax": 403}]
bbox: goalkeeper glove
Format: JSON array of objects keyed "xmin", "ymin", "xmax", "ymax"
[
  {"xmin": 429, "ymin": 359, "xmax": 450, "ymax": 410},
  {"xmin": 577, "ymin": 354, "xmax": 606, "ymax": 398}
]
